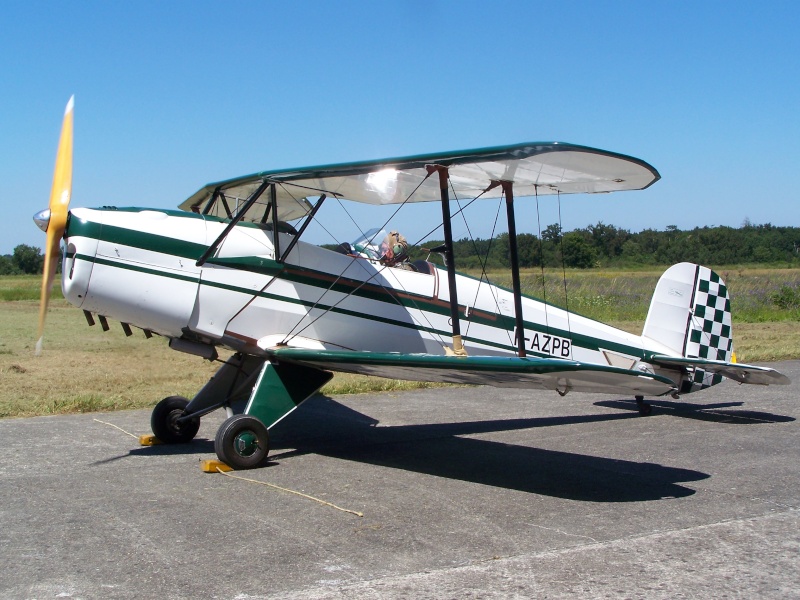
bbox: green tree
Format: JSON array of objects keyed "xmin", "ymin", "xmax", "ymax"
[
  {"xmin": 0, "ymin": 254, "xmax": 19, "ymax": 275},
  {"xmin": 561, "ymin": 233, "xmax": 596, "ymax": 268},
  {"xmin": 12, "ymin": 244, "xmax": 44, "ymax": 274},
  {"xmin": 515, "ymin": 233, "xmax": 541, "ymax": 267},
  {"xmin": 542, "ymin": 223, "xmax": 562, "ymax": 244},
  {"xmin": 586, "ymin": 222, "xmax": 630, "ymax": 260}
]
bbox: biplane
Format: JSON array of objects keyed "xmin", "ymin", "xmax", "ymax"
[{"xmin": 35, "ymin": 97, "xmax": 789, "ymax": 469}]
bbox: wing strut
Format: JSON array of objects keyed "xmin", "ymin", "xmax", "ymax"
[
  {"xmin": 501, "ymin": 181, "xmax": 527, "ymax": 358},
  {"xmin": 278, "ymin": 194, "xmax": 326, "ymax": 262},
  {"xmin": 270, "ymin": 183, "xmax": 280, "ymax": 259},
  {"xmin": 200, "ymin": 187, "xmax": 220, "ymax": 214},
  {"xmin": 196, "ymin": 179, "xmax": 271, "ymax": 266},
  {"xmin": 429, "ymin": 165, "xmax": 466, "ymax": 355}
]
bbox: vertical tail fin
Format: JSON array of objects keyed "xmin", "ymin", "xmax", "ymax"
[{"xmin": 643, "ymin": 263, "xmax": 733, "ymax": 392}]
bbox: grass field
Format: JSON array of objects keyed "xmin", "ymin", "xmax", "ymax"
[
  {"xmin": 1, "ymin": 268, "xmax": 798, "ymax": 419},
  {"xmin": 477, "ymin": 266, "xmax": 800, "ymax": 323}
]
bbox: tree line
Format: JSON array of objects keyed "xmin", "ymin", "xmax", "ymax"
[
  {"xmin": 416, "ymin": 222, "xmax": 800, "ymax": 269},
  {"xmin": 4, "ymin": 222, "xmax": 799, "ymax": 276},
  {"xmin": 0, "ymin": 245, "xmax": 52, "ymax": 275}
]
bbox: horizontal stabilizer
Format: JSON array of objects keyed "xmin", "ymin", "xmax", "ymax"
[
  {"xmin": 650, "ymin": 355, "xmax": 790, "ymax": 386},
  {"xmin": 269, "ymin": 348, "xmax": 677, "ymax": 397}
]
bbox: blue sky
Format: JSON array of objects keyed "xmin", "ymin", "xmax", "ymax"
[{"xmin": 2, "ymin": 1, "xmax": 799, "ymax": 254}]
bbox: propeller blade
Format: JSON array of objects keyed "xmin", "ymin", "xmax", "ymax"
[{"xmin": 36, "ymin": 96, "xmax": 74, "ymax": 355}]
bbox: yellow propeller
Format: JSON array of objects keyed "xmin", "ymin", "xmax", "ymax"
[{"xmin": 35, "ymin": 96, "xmax": 74, "ymax": 355}]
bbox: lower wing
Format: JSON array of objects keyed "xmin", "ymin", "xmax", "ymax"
[{"xmin": 268, "ymin": 348, "xmax": 677, "ymax": 396}]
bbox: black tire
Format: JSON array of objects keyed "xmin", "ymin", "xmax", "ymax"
[
  {"xmin": 151, "ymin": 396, "xmax": 200, "ymax": 444},
  {"xmin": 215, "ymin": 414, "xmax": 270, "ymax": 470}
]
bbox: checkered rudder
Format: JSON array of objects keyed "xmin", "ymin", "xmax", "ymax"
[{"xmin": 682, "ymin": 266, "xmax": 733, "ymax": 392}]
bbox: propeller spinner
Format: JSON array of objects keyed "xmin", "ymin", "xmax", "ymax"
[{"xmin": 35, "ymin": 95, "xmax": 74, "ymax": 355}]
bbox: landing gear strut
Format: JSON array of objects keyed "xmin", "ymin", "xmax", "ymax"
[
  {"xmin": 148, "ymin": 354, "xmax": 333, "ymax": 470},
  {"xmin": 635, "ymin": 395, "xmax": 653, "ymax": 416}
]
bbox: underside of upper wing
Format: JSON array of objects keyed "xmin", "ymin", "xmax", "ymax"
[{"xmin": 268, "ymin": 348, "xmax": 677, "ymax": 397}]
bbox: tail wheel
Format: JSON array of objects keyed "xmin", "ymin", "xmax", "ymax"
[
  {"xmin": 635, "ymin": 395, "xmax": 653, "ymax": 417},
  {"xmin": 151, "ymin": 396, "xmax": 200, "ymax": 443},
  {"xmin": 215, "ymin": 414, "xmax": 270, "ymax": 470}
]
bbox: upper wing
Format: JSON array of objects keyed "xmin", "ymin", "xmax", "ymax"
[
  {"xmin": 650, "ymin": 355, "xmax": 790, "ymax": 385},
  {"xmin": 269, "ymin": 348, "xmax": 677, "ymax": 397},
  {"xmin": 179, "ymin": 141, "xmax": 660, "ymax": 220}
]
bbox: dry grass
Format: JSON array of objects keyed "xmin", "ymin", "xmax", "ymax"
[
  {"xmin": 729, "ymin": 322, "xmax": 800, "ymax": 362},
  {"xmin": 0, "ymin": 301, "xmax": 220, "ymax": 418},
  {"xmin": 0, "ymin": 299, "xmax": 445, "ymax": 418}
]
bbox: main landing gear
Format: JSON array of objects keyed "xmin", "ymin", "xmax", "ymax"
[
  {"xmin": 147, "ymin": 353, "xmax": 333, "ymax": 470},
  {"xmin": 151, "ymin": 400, "xmax": 271, "ymax": 469},
  {"xmin": 635, "ymin": 395, "xmax": 653, "ymax": 416},
  {"xmin": 150, "ymin": 396, "xmax": 201, "ymax": 443}
]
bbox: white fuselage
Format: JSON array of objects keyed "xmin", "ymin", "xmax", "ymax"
[{"xmin": 62, "ymin": 207, "xmax": 661, "ymax": 368}]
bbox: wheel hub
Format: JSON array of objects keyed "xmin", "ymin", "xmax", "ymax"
[
  {"xmin": 167, "ymin": 410, "xmax": 185, "ymax": 433},
  {"xmin": 233, "ymin": 431, "xmax": 259, "ymax": 457}
]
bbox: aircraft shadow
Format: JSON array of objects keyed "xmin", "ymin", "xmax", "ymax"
[
  {"xmin": 594, "ymin": 399, "xmax": 795, "ymax": 424},
  {"xmin": 94, "ymin": 396, "xmax": 710, "ymax": 501},
  {"xmin": 263, "ymin": 396, "xmax": 708, "ymax": 503}
]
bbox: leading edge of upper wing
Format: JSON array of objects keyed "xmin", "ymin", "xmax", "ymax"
[
  {"xmin": 179, "ymin": 141, "xmax": 660, "ymax": 212},
  {"xmin": 268, "ymin": 348, "xmax": 677, "ymax": 396}
]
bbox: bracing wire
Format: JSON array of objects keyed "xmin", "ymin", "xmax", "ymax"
[
  {"xmin": 224, "ymin": 183, "xmax": 336, "ymax": 329},
  {"xmin": 281, "ymin": 171, "xmax": 448, "ymax": 346},
  {"xmin": 271, "ymin": 191, "xmax": 376, "ymax": 339},
  {"xmin": 451, "ymin": 182, "xmax": 514, "ymax": 349},
  {"xmin": 283, "ymin": 258, "xmax": 447, "ymax": 347},
  {"xmin": 557, "ymin": 191, "xmax": 574, "ymax": 347},
  {"xmin": 334, "ymin": 172, "xmax": 449, "ymax": 343},
  {"xmin": 534, "ymin": 186, "xmax": 550, "ymax": 335},
  {"xmin": 411, "ymin": 193, "xmax": 486, "ymax": 248}
]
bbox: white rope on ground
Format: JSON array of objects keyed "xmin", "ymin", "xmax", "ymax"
[
  {"xmin": 93, "ymin": 418, "xmax": 139, "ymax": 439},
  {"xmin": 216, "ymin": 467, "xmax": 364, "ymax": 518},
  {"xmin": 90, "ymin": 419, "xmax": 362, "ymax": 517}
]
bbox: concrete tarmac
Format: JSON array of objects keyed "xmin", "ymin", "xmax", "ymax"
[{"xmin": 2, "ymin": 361, "xmax": 799, "ymax": 599}]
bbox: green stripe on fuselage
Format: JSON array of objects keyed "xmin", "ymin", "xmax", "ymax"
[{"xmin": 68, "ymin": 217, "xmax": 208, "ymax": 260}]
